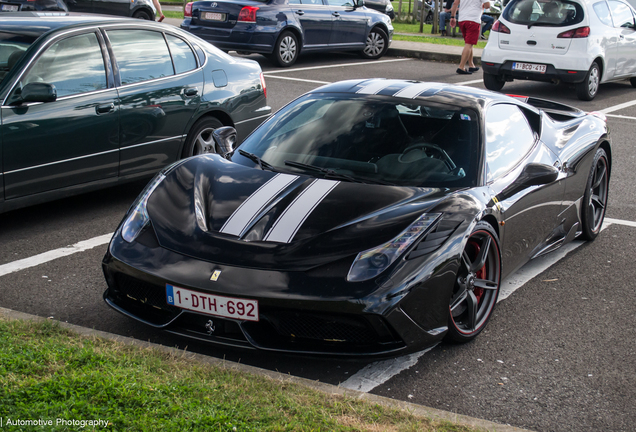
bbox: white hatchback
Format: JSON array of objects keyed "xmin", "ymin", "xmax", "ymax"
[{"xmin": 481, "ymin": 0, "xmax": 636, "ymax": 100}]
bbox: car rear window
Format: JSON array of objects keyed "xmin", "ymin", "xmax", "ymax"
[
  {"xmin": 0, "ymin": 32, "xmax": 35, "ymax": 85},
  {"xmin": 502, "ymin": 0, "xmax": 585, "ymax": 26}
]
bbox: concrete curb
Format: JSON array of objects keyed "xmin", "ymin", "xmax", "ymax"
[
  {"xmin": 0, "ymin": 306, "xmax": 533, "ymax": 432},
  {"xmin": 387, "ymin": 47, "xmax": 478, "ymax": 65}
]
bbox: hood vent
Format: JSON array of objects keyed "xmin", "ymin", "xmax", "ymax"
[{"xmin": 407, "ymin": 218, "xmax": 461, "ymax": 260}]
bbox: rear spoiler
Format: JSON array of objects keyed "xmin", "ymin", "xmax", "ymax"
[{"xmin": 507, "ymin": 94, "xmax": 586, "ymax": 121}]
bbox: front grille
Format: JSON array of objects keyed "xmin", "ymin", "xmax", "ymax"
[
  {"xmin": 266, "ymin": 311, "xmax": 376, "ymax": 344},
  {"xmin": 111, "ymin": 273, "xmax": 180, "ymax": 319}
]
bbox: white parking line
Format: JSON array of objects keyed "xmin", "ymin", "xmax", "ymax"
[
  {"xmin": 264, "ymin": 76, "xmax": 331, "ymax": 85},
  {"xmin": 605, "ymin": 114, "xmax": 636, "ymax": 121},
  {"xmin": 0, "ymin": 233, "xmax": 113, "ymax": 277},
  {"xmin": 263, "ymin": 58, "xmax": 413, "ymax": 75},
  {"xmin": 601, "ymin": 99, "xmax": 636, "ymax": 114},
  {"xmin": 455, "ymin": 78, "xmax": 484, "ymax": 85}
]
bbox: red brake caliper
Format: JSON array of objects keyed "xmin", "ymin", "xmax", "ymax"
[{"xmin": 468, "ymin": 240, "xmax": 486, "ymax": 304}]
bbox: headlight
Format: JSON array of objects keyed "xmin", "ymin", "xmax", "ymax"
[
  {"xmin": 386, "ymin": 3, "xmax": 393, "ymax": 12},
  {"xmin": 347, "ymin": 213, "xmax": 441, "ymax": 282},
  {"xmin": 121, "ymin": 173, "xmax": 166, "ymax": 243}
]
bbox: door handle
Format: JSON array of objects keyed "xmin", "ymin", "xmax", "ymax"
[
  {"xmin": 295, "ymin": 9, "xmax": 304, "ymax": 15},
  {"xmin": 332, "ymin": 11, "xmax": 340, "ymax": 16},
  {"xmin": 96, "ymin": 103, "xmax": 114, "ymax": 114},
  {"xmin": 184, "ymin": 87, "xmax": 199, "ymax": 97},
  {"xmin": 620, "ymin": 34, "xmax": 625, "ymax": 40}
]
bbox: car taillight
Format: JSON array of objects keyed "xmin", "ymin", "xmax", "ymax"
[
  {"xmin": 491, "ymin": 20, "xmax": 510, "ymax": 34},
  {"xmin": 185, "ymin": 2, "xmax": 193, "ymax": 17},
  {"xmin": 557, "ymin": 26, "xmax": 590, "ymax": 38},
  {"xmin": 260, "ymin": 72, "xmax": 267, "ymax": 98},
  {"xmin": 238, "ymin": 6, "xmax": 259, "ymax": 22}
]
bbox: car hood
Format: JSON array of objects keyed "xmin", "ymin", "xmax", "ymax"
[{"xmin": 146, "ymin": 155, "xmax": 454, "ymax": 270}]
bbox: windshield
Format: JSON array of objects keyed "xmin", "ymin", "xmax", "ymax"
[
  {"xmin": 503, "ymin": 0, "xmax": 585, "ymax": 26},
  {"xmin": 0, "ymin": 32, "xmax": 35, "ymax": 85},
  {"xmin": 234, "ymin": 94, "xmax": 480, "ymax": 188}
]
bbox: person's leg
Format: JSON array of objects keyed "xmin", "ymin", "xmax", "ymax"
[
  {"xmin": 153, "ymin": 0, "xmax": 164, "ymax": 21},
  {"xmin": 440, "ymin": 12, "xmax": 450, "ymax": 35},
  {"xmin": 459, "ymin": 43, "xmax": 472, "ymax": 71},
  {"xmin": 481, "ymin": 14, "xmax": 494, "ymax": 36}
]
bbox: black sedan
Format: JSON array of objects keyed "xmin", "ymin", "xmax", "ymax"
[
  {"xmin": 0, "ymin": 13, "xmax": 270, "ymax": 213},
  {"xmin": 180, "ymin": 0, "xmax": 394, "ymax": 67},
  {"xmin": 102, "ymin": 80, "xmax": 611, "ymax": 356},
  {"xmin": 0, "ymin": 0, "xmax": 157, "ymax": 19}
]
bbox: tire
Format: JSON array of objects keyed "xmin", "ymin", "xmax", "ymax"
[
  {"xmin": 630, "ymin": 77, "xmax": 636, "ymax": 88},
  {"xmin": 271, "ymin": 31, "xmax": 299, "ymax": 67},
  {"xmin": 182, "ymin": 117, "xmax": 224, "ymax": 158},
  {"xmin": 580, "ymin": 147, "xmax": 609, "ymax": 241},
  {"xmin": 132, "ymin": 10, "xmax": 152, "ymax": 20},
  {"xmin": 445, "ymin": 221, "xmax": 501, "ymax": 344},
  {"xmin": 576, "ymin": 62, "xmax": 600, "ymax": 101},
  {"xmin": 425, "ymin": 12, "xmax": 433, "ymax": 24},
  {"xmin": 483, "ymin": 72, "xmax": 505, "ymax": 92},
  {"xmin": 361, "ymin": 27, "xmax": 389, "ymax": 60}
]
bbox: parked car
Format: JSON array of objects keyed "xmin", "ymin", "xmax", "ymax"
[
  {"xmin": 0, "ymin": 13, "xmax": 270, "ymax": 213},
  {"xmin": 0, "ymin": 0, "xmax": 156, "ymax": 19},
  {"xmin": 102, "ymin": 79, "xmax": 611, "ymax": 356},
  {"xmin": 180, "ymin": 0, "xmax": 394, "ymax": 67},
  {"xmin": 481, "ymin": 0, "xmax": 636, "ymax": 100},
  {"xmin": 365, "ymin": 0, "xmax": 395, "ymax": 19}
]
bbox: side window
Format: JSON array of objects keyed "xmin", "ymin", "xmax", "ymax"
[
  {"xmin": 166, "ymin": 34, "xmax": 197, "ymax": 74},
  {"xmin": 288, "ymin": 0, "xmax": 301, "ymax": 4},
  {"xmin": 485, "ymin": 104, "xmax": 535, "ymax": 182},
  {"xmin": 594, "ymin": 1, "xmax": 614, "ymax": 26},
  {"xmin": 608, "ymin": 0, "xmax": 635, "ymax": 27},
  {"xmin": 301, "ymin": 0, "xmax": 325, "ymax": 4},
  {"xmin": 22, "ymin": 32, "xmax": 106, "ymax": 97},
  {"xmin": 325, "ymin": 0, "xmax": 353, "ymax": 6},
  {"xmin": 107, "ymin": 30, "xmax": 174, "ymax": 85}
]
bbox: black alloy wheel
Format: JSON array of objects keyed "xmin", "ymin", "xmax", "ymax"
[
  {"xmin": 630, "ymin": 77, "xmax": 636, "ymax": 88},
  {"xmin": 133, "ymin": 10, "xmax": 152, "ymax": 20},
  {"xmin": 580, "ymin": 147, "xmax": 609, "ymax": 241},
  {"xmin": 483, "ymin": 72, "xmax": 505, "ymax": 92},
  {"xmin": 445, "ymin": 221, "xmax": 501, "ymax": 343},
  {"xmin": 182, "ymin": 117, "xmax": 223, "ymax": 158}
]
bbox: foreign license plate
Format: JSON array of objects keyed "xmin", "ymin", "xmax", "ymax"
[
  {"xmin": 203, "ymin": 12, "xmax": 224, "ymax": 21},
  {"xmin": 166, "ymin": 284, "xmax": 259, "ymax": 321},
  {"xmin": 512, "ymin": 62, "xmax": 547, "ymax": 74},
  {"xmin": 1, "ymin": 4, "xmax": 19, "ymax": 11}
]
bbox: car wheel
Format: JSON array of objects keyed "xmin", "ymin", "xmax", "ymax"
[
  {"xmin": 272, "ymin": 31, "xmax": 299, "ymax": 67},
  {"xmin": 445, "ymin": 221, "xmax": 501, "ymax": 343},
  {"xmin": 630, "ymin": 77, "xmax": 636, "ymax": 88},
  {"xmin": 580, "ymin": 147, "xmax": 609, "ymax": 241},
  {"xmin": 182, "ymin": 117, "xmax": 224, "ymax": 158},
  {"xmin": 132, "ymin": 10, "xmax": 152, "ymax": 20},
  {"xmin": 425, "ymin": 12, "xmax": 433, "ymax": 24},
  {"xmin": 483, "ymin": 72, "xmax": 505, "ymax": 91},
  {"xmin": 361, "ymin": 27, "xmax": 388, "ymax": 60},
  {"xmin": 576, "ymin": 62, "xmax": 600, "ymax": 101}
]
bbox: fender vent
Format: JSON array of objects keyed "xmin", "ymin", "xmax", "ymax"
[{"xmin": 407, "ymin": 219, "xmax": 461, "ymax": 260}]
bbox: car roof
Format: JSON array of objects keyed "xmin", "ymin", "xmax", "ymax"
[
  {"xmin": 308, "ymin": 79, "xmax": 531, "ymax": 114},
  {"xmin": 0, "ymin": 13, "xmax": 150, "ymax": 38}
]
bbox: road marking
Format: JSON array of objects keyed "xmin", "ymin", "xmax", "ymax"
[
  {"xmin": 455, "ymin": 78, "xmax": 483, "ymax": 85},
  {"xmin": 340, "ymin": 345, "xmax": 437, "ymax": 392},
  {"xmin": 264, "ymin": 75, "xmax": 331, "ymax": 85},
  {"xmin": 605, "ymin": 217, "xmax": 636, "ymax": 228},
  {"xmin": 605, "ymin": 113, "xmax": 636, "ymax": 121},
  {"xmin": 601, "ymin": 98, "xmax": 636, "ymax": 114},
  {"xmin": 0, "ymin": 233, "xmax": 113, "ymax": 277},
  {"xmin": 263, "ymin": 58, "xmax": 412, "ymax": 75}
]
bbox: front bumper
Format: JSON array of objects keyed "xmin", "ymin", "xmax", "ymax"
[
  {"xmin": 482, "ymin": 60, "xmax": 587, "ymax": 84},
  {"xmin": 102, "ymin": 227, "xmax": 446, "ymax": 357}
]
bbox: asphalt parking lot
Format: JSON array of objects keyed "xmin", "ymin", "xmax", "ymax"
[{"xmin": 1, "ymin": 52, "xmax": 635, "ymax": 432}]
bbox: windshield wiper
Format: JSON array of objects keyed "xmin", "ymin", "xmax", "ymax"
[
  {"xmin": 239, "ymin": 150, "xmax": 277, "ymax": 171},
  {"xmin": 284, "ymin": 160, "xmax": 395, "ymax": 185}
]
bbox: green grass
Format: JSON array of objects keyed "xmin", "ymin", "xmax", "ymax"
[
  {"xmin": 164, "ymin": 10, "xmax": 185, "ymax": 19},
  {"xmin": 392, "ymin": 21, "xmax": 488, "ymax": 48},
  {"xmin": 0, "ymin": 319, "xmax": 480, "ymax": 432}
]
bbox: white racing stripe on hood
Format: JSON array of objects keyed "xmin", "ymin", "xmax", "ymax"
[
  {"xmin": 356, "ymin": 79, "xmax": 405, "ymax": 95},
  {"xmin": 393, "ymin": 82, "xmax": 445, "ymax": 99},
  {"xmin": 264, "ymin": 179, "xmax": 340, "ymax": 243},
  {"xmin": 220, "ymin": 173, "xmax": 299, "ymax": 237}
]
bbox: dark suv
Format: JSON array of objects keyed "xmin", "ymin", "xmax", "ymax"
[{"xmin": 0, "ymin": 0, "xmax": 156, "ymax": 19}]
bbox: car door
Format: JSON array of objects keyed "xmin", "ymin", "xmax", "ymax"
[
  {"xmin": 608, "ymin": 0, "xmax": 636, "ymax": 76},
  {"xmin": 93, "ymin": 0, "xmax": 130, "ymax": 16},
  {"xmin": 1, "ymin": 30, "xmax": 119, "ymax": 200},
  {"xmin": 484, "ymin": 104, "xmax": 565, "ymax": 275},
  {"xmin": 104, "ymin": 28, "xmax": 203, "ymax": 177},
  {"xmin": 289, "ymin": 0, "xmax": 334, "ymax": 48},
  {"xmin": 64, "ymin": 0, "xmax": 94, "ymax": 13},
  {"xmin": 325, "ymin": 0, "xmax": 368, "ymax": 47}
]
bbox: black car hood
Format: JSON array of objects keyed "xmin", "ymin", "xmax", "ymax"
[{"xmin": 147, "ymin": 155, "xmax": 454, "ymax": 270}]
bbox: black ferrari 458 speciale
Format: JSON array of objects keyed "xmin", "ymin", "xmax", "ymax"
[{"xmin": 102, "ymin": 79, "xmax": 611, "ymax": 356}]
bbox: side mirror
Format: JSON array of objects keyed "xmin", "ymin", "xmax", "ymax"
[
  {"xmin": 355, "ymin": 0, "xmax": 364, "ymax": 7},
  {"xmin": 212, "ymin": 126, "xmax": 237, "ymax": 156},
  {"xmin": 20, "ymin": 83, "xmax": 57, "ymax": 103},
  {"xmin": 498, "ymin": 163, "xmax": 559, "ymax": 200}
]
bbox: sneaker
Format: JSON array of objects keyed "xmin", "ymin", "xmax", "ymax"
[
  {"xmin": 468, "ymin": 67, "xmax": 480, "ymax": 72},
  {"xmin": 456, "ymin": 68, "xmax": 472, "ymax": 75}
]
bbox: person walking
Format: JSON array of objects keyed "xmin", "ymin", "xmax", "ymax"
[
  {"xmin": 450, "ymin": 0, "xmax": 490, "ymax": 74},
  {"xmin": 439, "ymin": 0, "xmax": 455, "ymax": 37},
  {"xmin": 153, "ymin": 0, "xmax": 165, "ymax": 22}
]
